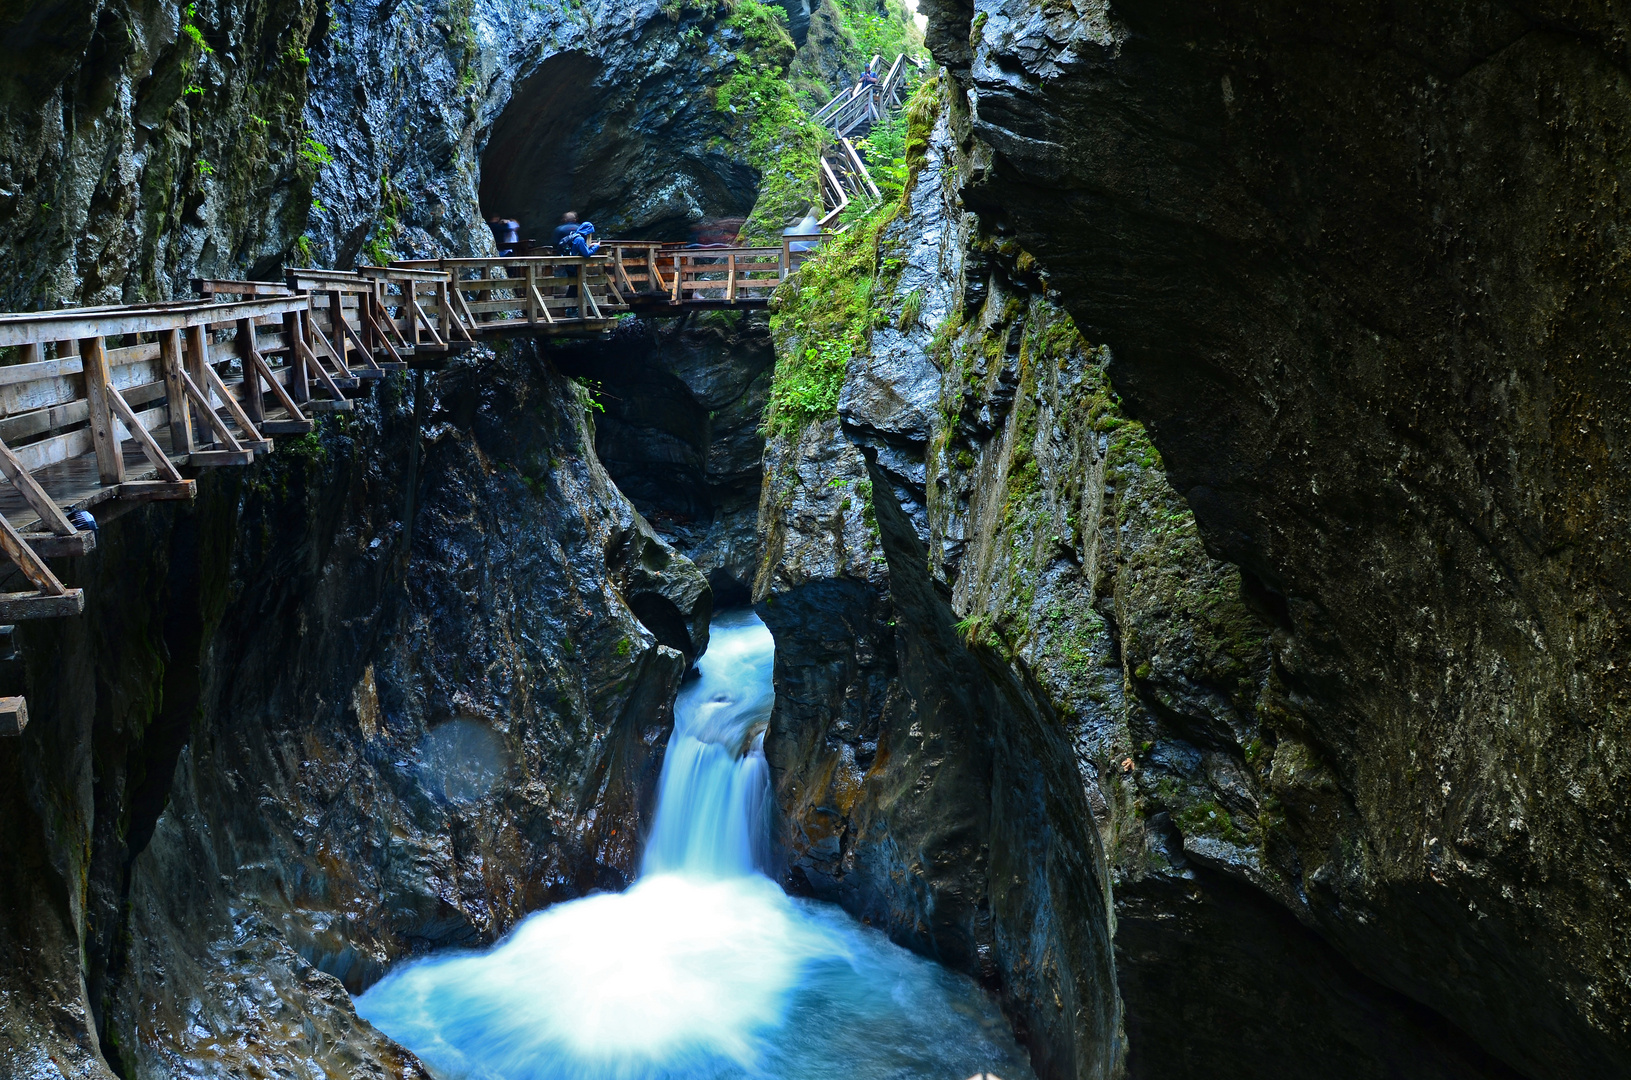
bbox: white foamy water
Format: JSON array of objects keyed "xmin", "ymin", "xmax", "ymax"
[{"xmin": 355, "ymin": 610, "xmax": 1036, "ymax": 1080}]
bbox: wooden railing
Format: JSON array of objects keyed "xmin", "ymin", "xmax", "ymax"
[
  {"xmin": 659, "ymin": 248, "xmax": 782, "ymax": 305},
  {"xmin": 808, "ymin": 53, "xmax": 916, "ymax": 223},
  {"xmin": 0, "ymin": 237, "xmax": 837, "ymax": 645}
]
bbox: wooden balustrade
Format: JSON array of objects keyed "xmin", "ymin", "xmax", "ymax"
[{"xmin": 0, "ymin": 236, "xmax": 834, "ymax": 638}]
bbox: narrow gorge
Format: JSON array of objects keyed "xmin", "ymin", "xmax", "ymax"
[{"xmin": 0, "ymin": 2, "xmax": 1625, "ymax": 1080}]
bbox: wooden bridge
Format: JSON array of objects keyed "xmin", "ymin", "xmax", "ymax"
[
  {"xmin": 0, "ymin": 240, "xmax": 826, "ymax": 682},
  {"xmin": 0, "ymin": 55, "xmax": 920, "ymax": 733}
]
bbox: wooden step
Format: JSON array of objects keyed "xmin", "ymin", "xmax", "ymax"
[
  {"xmin": 0, "ymin": 589, "xmax": 84, "ymax": 620},
  {"xmin": 188, "ymin": 449, "xmax": 255, "ymax": 467},
  {"xmin": 22, "ymin": 531, "xmax": 94, "ymax": 556},
  {"xmin": 260, "ymin": 420, "xmax": 314, "ymax": 436},
  {"xmin": 304, "ymin": 399, "xmax": 354, "ymax": 413}
]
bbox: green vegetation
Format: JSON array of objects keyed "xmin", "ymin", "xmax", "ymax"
[
  {"xmin": 300, "ymin": 136, "xmax": 333, "ymax": 170},
  {"xmin": 361, "ymin": 172, "xmax": 406, "ymax": 266},
  {"xmin": 763, "ymin": 77, "xmax": 943, "ymax": 437},
  {"xmin": 181, "ymin": 3, "xmax": 215, "ymax": 56},
  {"xmin": 718, "ymin": 0, "xmax": 825, "ymax": 244},
  {"xmin": 836, "ymin": 0, "xmax": 919, "ymax": 64}
]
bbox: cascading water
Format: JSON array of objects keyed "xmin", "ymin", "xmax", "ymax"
[{"xmin": 355, "ymin": 610, "xmax": 1037, "ymax": 1080}]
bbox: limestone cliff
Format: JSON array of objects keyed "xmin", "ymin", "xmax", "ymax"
[
  {"xmin": 911, "ymin": 0, "xmax": 1631, "ymax": 1076},
  {"xmin": 0, "ymin": 347, "xmax": 709, "ymax": 1079}
]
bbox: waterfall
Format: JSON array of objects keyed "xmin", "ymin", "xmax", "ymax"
[
  {"xmin": 641, "ymin": 609, "xmax": 774, "ymax": 878},
  {"xmin": 355, "ymin": 610, "xmax": 1036, "ymax": 1080}
]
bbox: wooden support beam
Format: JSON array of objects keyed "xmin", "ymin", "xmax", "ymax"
[
  {"xmin": 526, "ymin": 264, "xmax": 537, "ymax": 326},
  {"xmin": 243, "ymin": 340, "xmax": 309, "ymax": 424},
  {"xmin": 294, "ymin": 338, "xmax": 350, "ymax": 403},
  {"xmin": 410, "ymin": 296, "xmax": 447, "ymax": 348},
  {"xmin": 198, "ymin": 353, "xmax": 273, "ymax": 454},
  {"xmin": 529, "ymin": 285, "xmax": 557, "ymax": 325},
  {"xmin": 0, "ymin": 511, "xmax": 68, "ymax": 596},
  {"xmin": 23, "ymin": 532, "xmax": 94, "ymax": 557},
  {"xmin": 177, "ymin": 367, "xmax": 248, "ymax": 455},
  {"xmin": 284, "ymin": 311, "xmax": 309, "ymax": 405},
  {"xmin": 235, "ymin": 318, "xmax": 265, "ymax": 425},
  {"xmin": 0, "ymin": 437, "xmax": 76, "ymax": 536},
  {"xmin": 78, "ymin": 336, "xmax": 126, "ymax": 485},
  {"xmin": 336, "ymin": 306, "xmax": 388, "ymax": 373},
  {"xmin": 102, "ymin": 383, "xmax": 186, "ymax": 483},
  {"xmin": 357, "ymin": 302, "xmax": 407, "ymax": 366},
  {"xmin": 117, "ymin": 480, "xmax": 196, "ymax": 503},
  {"xmin": 159, "ymin": 327, "xmax": 195, "ymax": 455},
  {"xmin": 0, "ymin": 590, "xmax": 84, "ymax": 619},
  {"xmin": 184, "ymin": 325, "xmax": 212, "ymax": 442},
  {"xmin": 0, "ymin": 696, "xmax": 27, "ymax": 735},
  {"xmin": 437, "ymin": 279, "xmax": 474, "ymax": 343},
  {"xmin": 450, "ymin": 283, "xmax": 482, "ymax": 335},
  {"xmin": 189, "ymin": 450, "xmax": 255, "ymax": 466},
  {"xmin": 727, "ymin": 253, "xmax": 737, "ymax": 303},
  {"xmin": 327, "ymin": 290, "xmax": 349, "ymax": 371}
]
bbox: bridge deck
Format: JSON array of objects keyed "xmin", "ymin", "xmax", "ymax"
[{"xmin": 0, "ymin": 236, "xmax": 830, "ymax": 657}]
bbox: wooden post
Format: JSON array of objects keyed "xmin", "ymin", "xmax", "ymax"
[
  {"xmin": 159, "ymin": 327, "xmax": 195, "ymax": 454},
  {"xmin": 435, "ymin": 279, "xmax": 450, "ymax": 341},
  {"xmin": 329, "ymin": 290, "xmax": 349, "ymax": 371},
  {"xmin": 361, "ymin": 288, "xmax": 377, "ymax": 355},
  {"xmin": 184, "ymin": 325, "xmax": 212, "ymax": 446},
  {"xmin": 235, "ymin": 319, "xmax": 264, "ymax": 425},
  {"xmin": 20, "ymin": 343, "xmax": 41, "ymax": 365},
  {"xmin": 284, "ymin": 311, "xmax": 309, "ymax": 404},
  {"xmin": 79, "ymin": 335, "xmax": 126, "ymax": 485},
  {"xmin": 526, "ymin": 263, "xmax": 537, "ymax": 325},
  {"xmin": 727, "ymin": 253, "xmax": 737, "ymax": 303}
]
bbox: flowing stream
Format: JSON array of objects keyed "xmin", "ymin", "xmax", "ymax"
[{"xmin": 356, "ymin": 610, "xmax": 1037, "ymax": 1080}]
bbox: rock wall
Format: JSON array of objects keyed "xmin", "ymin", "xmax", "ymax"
[
  {"xmin": 904, "ymin": 0, "xmax": 1631, "ymax": 1076},
  {"xmin": 553, "ymin": 311, "xmax": 776, "ymax": 604},
  {"xmin": 0, "ymin": 347, "xmax": 709, "ymax": 1079},
  {"xmin": 754, "ymin": 72, "xmax": 1554, "ymax": 1079},
  {"xmin": 753, "ymin": 98, "xmax": 1125, "ymax": 1080},
  {"xmin": 0, "ymin": 0, "xmax": 780, "ymax": 307}
]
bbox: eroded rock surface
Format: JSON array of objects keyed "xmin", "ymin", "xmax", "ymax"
[
  {"xmin": 0, "ymin": 348, "xmax": 707, "ymax": 1079},
  {"xmin": 909, "ymin": 0, "xmax": 1631, "ymax": 1076},
  {"xmin": 755, "ymin": 80, "xmax": 1548, "ymax": 1080},
  {"xmin": 555, "ymin": 311, "xmax": 776, "ymax": 604}
]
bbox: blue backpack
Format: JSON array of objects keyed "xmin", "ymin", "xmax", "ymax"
[{"xmin": 559, "ymin": 222, "xmax": 599, "ymax": 257}]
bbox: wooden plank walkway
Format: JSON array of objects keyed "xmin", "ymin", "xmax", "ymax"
[
  {"xmin": 0, "ymin": 236, "xmax": 846, "ymax": 660},
  {"xmin": 0, "ymin": 64, "xmax": 923, "ymax": 729}
]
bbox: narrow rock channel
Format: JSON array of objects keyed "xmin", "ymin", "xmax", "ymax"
[{"xmin": 0, "ymin": 0, "xmax": 1626, "ymax": 1079}]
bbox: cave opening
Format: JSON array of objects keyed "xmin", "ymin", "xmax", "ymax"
[{"xmin": 478, "ymin": 51, "xmax": 761, "ymax": 245}]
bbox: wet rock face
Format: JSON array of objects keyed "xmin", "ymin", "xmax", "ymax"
[
  {"xmin": 922, "ymin": 0, "xmax": 1631, "ymax": 1076},
  {"xmin": 0, "ymin": 348, "xmax": 708, "ymax": 1079},
  {"xmin": 754, "ymin": 113, "xmax": 1123, "ymax": 1079},
  {"xmin": 555, "ymin": 312, "xmax": 775, "ymax": 605},
  {"xmin": 0, "ymin": 0, "xmax": 769, "ymax": 304},
  {"xmin": 760, "ymin": 89, "xmax": 1538, "ymax": 1080}
]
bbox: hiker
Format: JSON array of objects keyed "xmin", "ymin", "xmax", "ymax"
[
  {"xmin": 552, "ymin": 211, "xmax": 580, "ymax": 253},
  {"xmin": 784, "ymin": 210, "xmax": 821, "ymax": 253},
  {"xmin": 558, "ymin": 219, "xmax": 600, "ymax": 257},
  {"xmin": 860, "ymin": 62, "xmax": 878, "ymax": 92},
  {"xmin": 488, "ymin": 215, "xmax": 520, "ymax": 256}
]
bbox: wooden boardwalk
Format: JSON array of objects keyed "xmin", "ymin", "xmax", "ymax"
[
  {"xmin": 0, "ymin": 237, "xmax": 840, "ymax": 677},
  {"xmin": 0, "ymin": 58, "xmax": 918, "ymax": 731}
]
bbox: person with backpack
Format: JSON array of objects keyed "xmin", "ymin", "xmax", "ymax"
[
  {"xmin": 557, "ymin": 218, "xmax": 599, "ymax": 257},
  {"xmin": 553, "ymin": 211, "xmax": 580, "ymax": 253}
]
